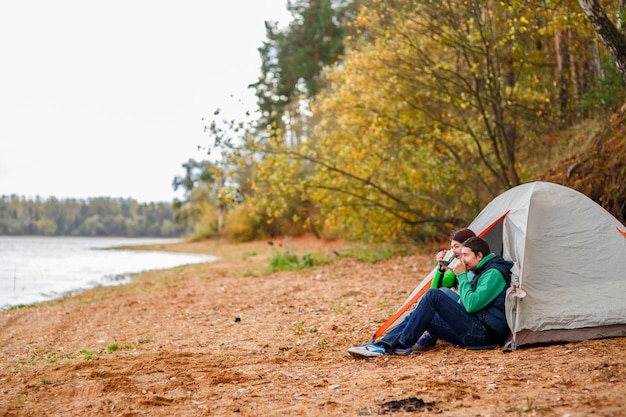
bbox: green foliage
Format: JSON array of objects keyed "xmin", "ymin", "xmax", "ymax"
[
  {"xmin": 506, "ymin": 396, "xmax": 552, "ymax": 413},
  {"xmin": 171, "ymin": 158, "xmax": 225, "ymax": 238},
  {"xmin": 106, "ymin": 343, "xmax": 119, "ymax": 353},
  {"xmin": 7, "ymin": 303, "xmax": 31, "ymax": 311},
  {"xmin": 79, "ymin": 349, "xmax": 97, "ymax": 360},
  {"xmin": 45, "ymin": 351, "xmax": 76, "ymax": 363},
  {"xmin": 577, "ymin": 62, "xmax": 626, "ymax": 114},
  {"xmin": 171, "ymin": 158, "xmax": 217, "ymax": 200},
  {"xmin": 252, "ymin": 0, "xmax": 357, "ymax": 129},
  {"xmin": 268, "ymin": 248, "xmax": 320, "ymax": 272}
]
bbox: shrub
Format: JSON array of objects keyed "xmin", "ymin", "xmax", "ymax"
[
  {"xmin": 268, "ymin": 249, "xmax": 318, "ymax": 272},
  {"xmin": 223, "ymin": 204, "xmax": 266, "ymax": 242}
]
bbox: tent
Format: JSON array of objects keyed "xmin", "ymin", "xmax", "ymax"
[{"xmin": 373, "ymin": 181, "xmax": 626, "ymax": 349}]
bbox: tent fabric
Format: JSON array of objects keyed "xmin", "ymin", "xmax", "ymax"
[{"xmin": 374, "ymin": 181, "xmax": 626, "ymax": 349}]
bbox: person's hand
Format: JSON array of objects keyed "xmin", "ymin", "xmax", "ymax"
[
  {"xmin": 452, "ymin": 259, "xmax": 467, "ymax": 275},
  {"xmin": 435, "ymin": 250, "xmax": 447, "ymax": 263}
]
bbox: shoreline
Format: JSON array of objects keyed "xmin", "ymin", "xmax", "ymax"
[{"xmin": 0, "ymin": 236, "xmax": 218, "ymax": 310}]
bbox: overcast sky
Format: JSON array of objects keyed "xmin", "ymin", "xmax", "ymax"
[{"xmin": 0, "ymin": 1, "xmax": 291, "ymax": 202}]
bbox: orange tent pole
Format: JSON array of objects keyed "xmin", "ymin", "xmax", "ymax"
[{"xmin": 372, "ymin": 277, "xmax": 433, "ymax": 340}]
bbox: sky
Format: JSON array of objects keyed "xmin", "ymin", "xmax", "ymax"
[{"xmin": 0, "ymin": 1, "xmax": 291, "ymax": 203}]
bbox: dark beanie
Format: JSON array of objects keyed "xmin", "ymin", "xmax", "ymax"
[{"xmin": 451, "ymin": 228, "xmax": 476, "ymax": 243}]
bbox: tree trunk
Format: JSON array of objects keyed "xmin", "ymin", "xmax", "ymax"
[
  {"xmin": 555, "ymin": 29, "xmax": 572, "ymax": 125},
  {"xmin": 578, "ymin": 0, "xmax": 626, "ymax": 84},
  {"xmin": 218, "ymin": 204, "xmax": 226, "ymax": 235},
  {"xmin": 216, "ymin": 175, "xmax": 226, "ymax": 235}
]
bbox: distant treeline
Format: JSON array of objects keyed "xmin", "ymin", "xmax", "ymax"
[{"xmin": 0, "ymin": 195, "xmax": 185, "ymax": 237}]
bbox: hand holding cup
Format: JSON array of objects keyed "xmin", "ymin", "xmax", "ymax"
[{"xmin": 452, "ymin": 259, "xmax": 467, "ymax": 275}]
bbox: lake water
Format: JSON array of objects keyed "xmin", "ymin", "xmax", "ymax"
[{"xmin": 0, "ymin": 236, "xmax": 218, "ymax": 310}]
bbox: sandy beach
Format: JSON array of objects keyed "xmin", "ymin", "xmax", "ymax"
[{"xmin": 1, "ymin": 235, "xmax": 624, "ymax": 416}]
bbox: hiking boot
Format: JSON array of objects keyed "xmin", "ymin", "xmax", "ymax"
[
  {"xmin": 412, "ymin": 333, "xmax": 436, "ymax": 351},
  {"xmin": 348, "ymin": 342, "xmax": 386, "ymax": 358},
  {"xmin": 392, "ymin": 347, "xmax": 413, "ymax": 355}
]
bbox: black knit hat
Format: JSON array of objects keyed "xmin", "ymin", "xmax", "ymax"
[{"xmin": 450, "ymin": 228, "xmax": 476, "ymax": 244}]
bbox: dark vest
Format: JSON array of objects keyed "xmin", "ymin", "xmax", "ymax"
[{"xmin": 470, "ymin": 256, "xmax": 514, "ymax": 342}]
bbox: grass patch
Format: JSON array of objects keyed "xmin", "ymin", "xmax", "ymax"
[
  {"xmin": 80, "ymin": 349, "xmax": 97, "ymax": 360},
  {"xmin": 241, "ymin": 251, "xmax": 257, "ymax": 261},
  {"xmin": 7, "ymin": 304, "xmax": 31, "ymax": 310},
  {"xmin": 268, "ymin": 249, "xmax": 322, "ymax": 272},
  {"xmin": 46, "ymin": 352, "xmax": 75, "ymax": 363},
  {"xmin": 291, "ymin": 320, "xmax": 318, "ymax": 335}
]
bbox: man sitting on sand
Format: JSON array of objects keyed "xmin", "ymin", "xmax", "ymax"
[{"xmin": 348, "ymin": 237, "xmax": 514, "ymax": 357}]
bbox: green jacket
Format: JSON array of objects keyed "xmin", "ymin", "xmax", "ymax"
[
  {"xmin": 456, "ymin": 253, "xmax": 507, "ymax": 313},
  {"xmin": 431, "ymin": 268, "xmax": 457, "ymax": 289}
]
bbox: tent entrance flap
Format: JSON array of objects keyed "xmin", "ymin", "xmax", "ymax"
[{"xmin": 478, "ymin": 210, "xmax": 508, "ymax": 257}]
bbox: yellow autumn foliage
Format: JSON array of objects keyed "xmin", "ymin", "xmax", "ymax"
[{"xmin": 213, "ymin": 0, "xmax": 622, "ymax": 243}]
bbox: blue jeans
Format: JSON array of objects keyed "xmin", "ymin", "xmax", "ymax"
[
  {"xmin": 439, "ymin": 287, "xmax": 460, "ymax": 302},
  {"xmin": 378, "ymin": 288, "xmax": 494, "ymax": 350}
]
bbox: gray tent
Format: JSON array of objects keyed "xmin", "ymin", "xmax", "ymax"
[{"xmin": 374, "ymin": 182, "xmax": 626, "ymax": 349}]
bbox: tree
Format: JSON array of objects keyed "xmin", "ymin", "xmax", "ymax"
[
  {"xmin": 172, "ymin": 158, "xmax": 216, "ymax": 200},
  {"xmin": 251, "ymin": 0, "xmax": 561, "ymax": 240},
  {"xmin": 251, "ymin": 0, "xmax": 358, "ymax": 137},
  {"xmin": 0, "ymin": 195, "xmax": 183, "ymax": 237},
  {"xmin": 171, "ymin": 158, "xmax": 221, "ymax": 237},
  {"xmin": 209, "ymin": 0, "xmax": 623, "ymax": 242},
  {"xmin": 203, "ymin": 2, "xmax": 359, "ymax": 240},
  {"xmin": 578, "ymin": 0, "xmax": 626, "ymax": 84},
  {"xmin": 246, "ymin": 0, "xmax": 623, "ymax": 241}
]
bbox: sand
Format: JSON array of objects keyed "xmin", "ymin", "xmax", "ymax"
[{"xmin": 1, "ymin": 235, "xmax": 624, "ymax": 416}]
